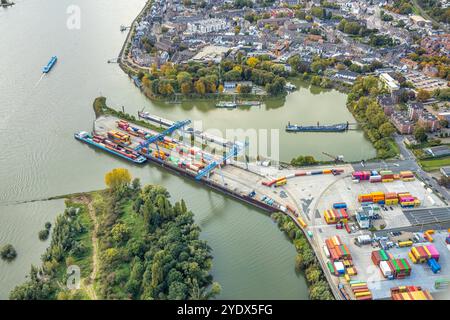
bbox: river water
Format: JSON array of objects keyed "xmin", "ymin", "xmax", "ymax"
[{"xmin": 0, "ymin": 0, "xmax": 375, "ymax": 299}]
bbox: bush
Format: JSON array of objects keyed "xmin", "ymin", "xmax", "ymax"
[
  {"xmin": 1, "ymin": 244, "xmax": 17, "ymax": 261},
  {"xmin": 38, "ymin": 229, "xmax": 50, "ymax": 241}
]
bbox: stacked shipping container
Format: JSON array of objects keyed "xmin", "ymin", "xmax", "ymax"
[
  {"xmin": 391, "ymin": 286, "xmax": 433, "ymax": 300},
  {"xmin": 352, "ymin": 170, "xmax": 415, "ymax": 183},
  {"xmin": 350, "ymin": 281, "xmax": 372, "ymax": 300},
  {"xmin": 357, "ymin": 191, "xmax": 420, "ymax": 207},
  {"xmin": 324, "ymin": 208, "xmax": 349, "ymax": 224}
]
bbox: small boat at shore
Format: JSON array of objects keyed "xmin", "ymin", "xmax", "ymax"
[
  {"xmin": 286, "ymin": 122, "xmax": 349, "ymax": 133},
  {"xmin": 42, "ymin": 56, "xmax": 57, "ymax": 73},
  {"xmin": 74, "ymin": 131, "xmax": 146, "ymax": 164},
  {"xmin": 216, "ymin": 101, "xmax": 237, "ymax": 108}
]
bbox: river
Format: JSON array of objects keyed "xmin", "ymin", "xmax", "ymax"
[{"xmin": 0, "ymin": 0, "xmax": 375, "ymax": 299}]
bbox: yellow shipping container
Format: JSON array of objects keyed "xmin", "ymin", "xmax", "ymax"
[
  {"xmin": 382, "ymin": 179, "xmax": 394, "ymax": 183},
  {"xmin": 298, "ymin": 218, "xmax": 307, "ymax": 228},
  {"xmin": 323, "ymin": 169, "xmax": 332, "ymax": 174},
  {"xmin": 276, "ymin": 179, "xmax": 287, "ymax": 186},
  {"xmin": 408, "ymin": 251, "xmax": 417, "ymax": 264},
  {"xmin": 400, "ymin": 293, "xmax": 412, "ymax": 300},
  {"xmin": 399, "ymin": 240, "xmax": 413, "ymax": 247},
  {"xmin": 411, "ymin": 291, "xmax": 426, "ymax": 300},
  {"xmin": 411, "ymin": 247, "xmax": 420, "ymax": 259},
  {"xmin": 385, "ymin": 199, "xmax": 399, "ymax": 205},
  {"xmin": 355, "ymin": 291, "xmax": 371, "ymax": 298},
  {"xmin": 423, "ymin": 246, "xmax": 432, "ymax": 259},
  {"xmin": 344, "ymin": 274, "xmax": 351, "ymax": 282}
]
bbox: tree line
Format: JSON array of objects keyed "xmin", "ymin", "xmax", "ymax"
[{"xmin": 9, "ymin": 168, "xmax": 220, "ymax": 300}]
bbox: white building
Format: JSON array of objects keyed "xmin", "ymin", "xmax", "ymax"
[
  {"xmin": 379, "ymin": 73, "xmax": 400, "ymax": 92},
  {"xmin": 187, "ymin": 18, "xmax": 227, "ymax": 34}
]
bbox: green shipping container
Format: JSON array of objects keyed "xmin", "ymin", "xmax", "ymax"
[
  {"xmin": 327, "ymin": 261, "xmax": 335, "ymax": 273},
  {"xmin": 400, "ymin": 259, "xmax": 410, "ymax": 271},
  {"xmin": 380, "ymin": 250, "xmax": 388, "ymax": 261},
  {"xmin": 392, "ymin": 259, "xmax": 401, "ymax": 272}
]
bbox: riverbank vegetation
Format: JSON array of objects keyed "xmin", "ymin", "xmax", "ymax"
[
  {"xmin": 136, "ymin": 56, "xmax": 287, "ymax": 99},
  {"xmin": 10, "ymin": 168, "xmax": 220, "ymax": 300},
  {"xmin": 93, "ymin": 97, "xmax": 163, "ymax": 133},
  {"xmin": 0, "ymin": 244, "xmax": 17, "ymax": 262},
  {"xmin": 271, "ymin": 212, "xmax": 334, "ymax": 300},
  {"xmin": 347, "ymin": 76, "xmax": 398, "ymax": 159}
]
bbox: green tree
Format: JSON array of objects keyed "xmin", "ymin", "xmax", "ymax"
[{"xmin": 414, "ymin": 126, "xmax": 428, "ymax": 142}]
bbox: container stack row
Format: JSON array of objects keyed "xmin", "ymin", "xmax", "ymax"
[
  {"xmin": 357, "ymin": 191, "xmax": 420, "ymax": 207},
  {"xmin": 408, "ymin": 244, "xmax": 441, "ymax": 273},
  {"xmin": 261, "ymin": 168, "xmax": 345, "ymax": 187},
  {"xmin": 390, "ymin": 286, "xmax": 433, "ymax": 300},
  {"xmin": 324, "ymin": 208, "xmax": 349, "ymax": 224},
  {"xmin": 349, "ymin": 281, "xmax": 372, "ymax": 300},
  {"xmin": 352, "ymin": 170, "xmax": 415, "ymax": 183},
  {"xmin": 372, "ymin": 250, "xmax": 412, "ymax": 279}
]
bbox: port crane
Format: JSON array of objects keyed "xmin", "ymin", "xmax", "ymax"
[
  {"xmin": 195, "ymin": 142, "xmax": 246, "ymax": 183},
  {"xmin": 135, "ymin": 119, "xmax": 191, "ymax": 154}
]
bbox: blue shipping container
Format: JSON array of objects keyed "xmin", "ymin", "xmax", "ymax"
[
  {"xmin": 428, "ymin": 258, "xmax": 441, "ymax": 274},
  {"xmin": 333, "ymin": 202, "xmax": 347, "ymax": 209}
]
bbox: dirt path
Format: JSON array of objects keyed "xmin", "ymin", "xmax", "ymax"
[{"xmin": 75, "ymin": 195, "xmax": 99, "ymax": 300}]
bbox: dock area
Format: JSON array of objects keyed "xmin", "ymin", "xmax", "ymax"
[{"xmin": 76, "ymin": 112, "xmax": 450, "ymax": 300}]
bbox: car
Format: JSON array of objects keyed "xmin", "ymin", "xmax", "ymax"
[{"xmin": 390, "ymin": 206, "xmax": 394, "ymax": 211}]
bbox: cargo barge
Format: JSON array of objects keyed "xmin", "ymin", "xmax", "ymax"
[
  {"xmin": 42, "ymin": 56, "xmax": 57, "ymax": 73},
  {"xmin": 286, "ymin": 122, "xmax": 349, "ymax": 132},
  {"xmin": 74, "ymin": 131, "xmax": 146, "ymax": 164}
]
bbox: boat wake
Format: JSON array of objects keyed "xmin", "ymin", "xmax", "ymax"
[{"xmin": 33, "ymin": 73, "xmax": 46, "ymax": 88}]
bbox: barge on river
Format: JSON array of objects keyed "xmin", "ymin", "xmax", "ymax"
[
  {"xmin": 42, "ymin": 56, "xmax": 57, "ymax": 73},
  {"xmin": 74, "ymin": 131, "xmax": 146, "ymax": 164},
  {"xmin": 286, "ymin": 122, "xmax": 349, "ymax": 133}
]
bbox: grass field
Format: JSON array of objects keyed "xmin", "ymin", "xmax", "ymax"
[{"xmin": 420, "ymin": 157, "xmax": 450, "ymax": 172}]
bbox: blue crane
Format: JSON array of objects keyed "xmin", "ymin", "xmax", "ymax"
[
  {"xmin": 195, "ymin": 143, "xmax": 244, "ymax": 181},
  {"xmin": 135, "ymin": 119, "xmax": 191, "ymax": 154}
]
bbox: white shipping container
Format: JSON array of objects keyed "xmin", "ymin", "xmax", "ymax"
[
  {"xmin": 286, "ymin": 173, "xmax": 295, "ymax": 179},
  {"xmin": 334, "ymin": 261, "xmax": 345, "ymax": 273},
  {"xmin": 357, "ymin": 235, "xmax": 372, "ymax": 245},
  {"xmin": 379, "ymin": 261, "xmax": 392, "ymax": 277},
  {"xmin": 333, "ymin": 236, "xmax": 341, "ymax": 246},
  {"xmin": 279, "ymin": 206, "xmax": 287, "ymax": 213},
  {"xmin": 323, "ymin": 245, "xmax": 330, "ymax": 258},
  {"xmin": 352, "ymin": 179, "xmax": 360, "ymax": 184}
]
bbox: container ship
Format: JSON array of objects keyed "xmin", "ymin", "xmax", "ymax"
[
  {"xmin": 74, "ymin": 131, "xmax": 146, "ymax": 164},
  {"xmin": 286, "ymin": 122, "xmax": 349, "ymax": 132},
  {"xmin": 42, "ymin": 56, "xmax": 57, "ymax": 73}
]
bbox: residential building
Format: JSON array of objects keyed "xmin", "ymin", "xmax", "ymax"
[
  {"xmin": 187, "ymin": 18, "xmax": 227, "ymax": 33},
  {"xmin": 378, "ymin": 95, "xmax": 395, "ymax": 116},
  {"xmin": 390, "ymin": 111, "xmax": 414, "ymax": 134},
  {"xmin": 418, "ymin": 112, "xmax": 440, "ymax": 132},
  {"xmin": 407, "ymin": 102, "xmax": 424, "ymax": 121},
  {"xmin": 333, "ymin": 70, "xmax": 359, "ymax": 83}
]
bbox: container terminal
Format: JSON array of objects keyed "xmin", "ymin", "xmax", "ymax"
[{"xmin": 75, "ymin": 112, "xmax": 450, "ymax": 300}]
